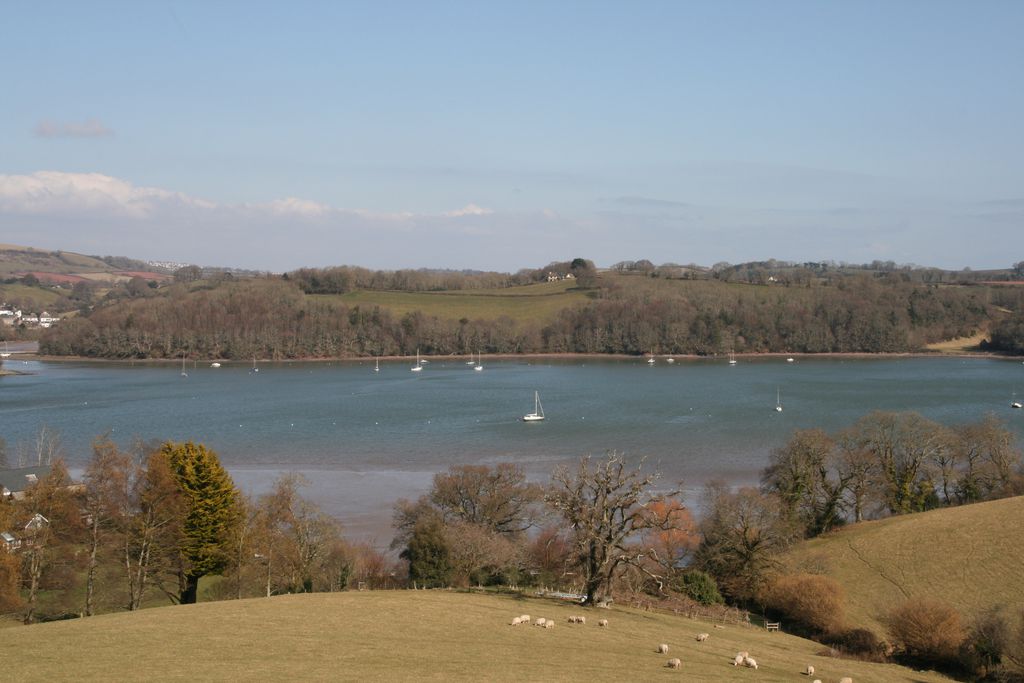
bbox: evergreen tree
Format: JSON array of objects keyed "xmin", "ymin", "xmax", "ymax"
[
  {"xmin": 401, "ymin": 518, "xmax": 451, "ymax": 588},
  {"xmin": 160, "ymin": 441, "xmax": 240, "ymax": 604}
]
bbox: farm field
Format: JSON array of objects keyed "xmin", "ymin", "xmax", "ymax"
[
  {"xmin": 319, "ymin": 279, "xmax": 591, "ymax": 323},
  {"xmin": 783, "ymin": 496, "xmax": 1024, "ymax": 635},
  {"xmin": 0, "ymin": 590, "xmax": 952, "ymax": 682}
]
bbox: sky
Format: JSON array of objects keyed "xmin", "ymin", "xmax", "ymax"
[{"xmin": 1, "ymin": 1, "xmax": 1022, "ymax": 272}]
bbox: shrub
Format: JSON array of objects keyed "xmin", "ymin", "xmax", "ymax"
[
  {"xmin": 887, "ymin": 598, "xmax": 966, "ymax": 665},
  {"xmin": 677, "ymin": 570, "xmax": 724, "ymax": 605},
  {"xmin": 761, "ymin": 573, "xmax": 845, "ymax": 635},
  {"xmin": 826, "ymin": 628, "xmax": 887, "ymax": 660}
]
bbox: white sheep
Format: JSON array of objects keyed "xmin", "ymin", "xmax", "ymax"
[
  {"xmin": 577, "ymin": 615, "xmax": 586, "ymax": 624},
  {"xmin": 743, "ymin": 656, "xmax": 758, "ymax": 670},
  {"xmin": 666, "ymin": 658, "xmax": 682, "ymax": 669},
  {"xmin": 598, "ymin": 619, "xmax": 609, "ymax": 627},
  {"xmin": 534, "ymin": 618, "xmax": 546, "ymax": 627},
  {"xmin": 732, "ymin": 652, "xmax": 749, "ymax": 666},
  {"xmin": 656, "ymin": 643, "xmax": 669, "ymax": 653},
  {"xmin": 839, "ymin": 678, "xmax": 853, "ymax": 683},
  {"xmin": 812, "ymin": 680, "xmax": 822, "ymax": 683},
  {"xmin": 544, "ymin": 620, "xmax": 555, "ymax": 629},
  {"xmin": 805, "ymin": 664, "xmax": 814, "ymax": 676},
  {"xmin": 696, "ymin": 633, "xmax": 709, "ymax": 642},
  {"xmin": 520, "ymin": 614, "xmax": 530, "ymax": 623},
  {"xmin": 510, "ymin": 617, "xmax": 522, "ymax": 626}
]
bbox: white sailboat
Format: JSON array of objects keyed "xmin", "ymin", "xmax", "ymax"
[
  {"xmin": 728, "ymin": 351, "xmax": 737, "ymax": 365},
  {"xmin": 522, "ymin": 391, "xmax": 545, "ymax": 422},
  {"xmin": 180, "ymin": 354, "xmax": 188, "ymax": 378},
  {"xmin": 775, "ymin": 387, "xmax": 783, "ymax": 412},
  {"xmin": 210, "ymin": 362, "xmax": 221, "ymax": 368},
  {"xmin": 1012, "ymin": 391, "xmax": 1022, "ymax": 409},
  {"xmin": 374, "ymin": 357, "xmax": 380, "ymax": 373},
  {"xmin": 666, "ymin": 357, "xmax": 675, "ymax": 364},
  {"xmin": 251, "ymin": 356, "xmax": 259, "ymax": 373},
  {"xmin": 474, "ymin": 351, "xmax": 483, "ymax": 371},
  {"xmin": 466, "ymin": 352, "xmax": 476, "ymax": 365},
  {"xmin": 411, "ymin": 349, "xmax": 422, "ymax": 372},
  {"xmin": 0, "ymin": 341, "xmax": 10, "ymax": 359}
]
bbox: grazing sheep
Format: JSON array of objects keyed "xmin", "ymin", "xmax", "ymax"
[
  {"xmin": 666, "ymin": 658, "xmax": 682, "ymax": 669},
  {"xmin": 544, "ymin": 620, "xmax": 555, "ymax": 629},
  {"xmin": 577, "ymin": 615, "xmax": 586, "ymax": 624},
  {"xmin": 598, "ymin": 619, "xmax": 609, "ymax": 627},
  {"xmin": 839, "ymin": 678, "xmax": 853, "ymax": 683},
  {"xmin": 696, "ymin": 633, "xmax": 709, "ymax": 642},
  {"xmin": 812, "ymin": 680, "xmax": 822, "ymax": 683},
  {"xmin": 714, "ymin": 624, "xmax": 725, "ymax": 629},
  {"xmin": 743, "ymin": 656, "xmax": 758, "ymax": 670},
  {"xmin": 732, "ymin": 651, "xmax": 749, "ymax": 666},
  {"xmin": 510, "ymin": 617, "xmax": 522, "ymax": 626},
  {"xmin": 520, "ymin": 614, "xmax": 530, "ymax": 623},
  {"xmin": 534, "ymin": 618, "xmax": 546, "ymax": 627},
  {"xmin": 805, "ymin": 665, "xmax": 814, "ymax": 676},
  {"xmin": 656, "ymin": 643, "xmax": 669, "ymax": 653}
]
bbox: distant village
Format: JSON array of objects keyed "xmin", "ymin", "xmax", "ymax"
[{"xmin": 0, "ymin": 304, "xmax": 60, "ymax": 329}]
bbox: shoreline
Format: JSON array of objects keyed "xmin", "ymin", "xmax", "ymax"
[{"xmin": 18, "ymin": 349, "xmax": 1023, "ymax": 364}]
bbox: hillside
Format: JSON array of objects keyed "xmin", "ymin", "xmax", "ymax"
[
  {"xmin": 0, "ymin": 591, "xmax": 952, "ymax": 682},
  {"xmin": 783, "ymin": 496, "xmax": 1024, "ymax": 635}
]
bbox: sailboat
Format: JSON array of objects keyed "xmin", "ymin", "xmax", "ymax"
[
  {"xmin": 647, "ymin": 353, "xmax": 655, "ymax": 365},
  {"xmin": 0, "ymin": 341, "xmax": 10, "ymax": 359},
  {"xmin": 180, "ymin": 354, "xmax": 188, "ymax": 378},
  {"xmin": 775, "ymin": 387, "xmax": 783, "ymax": 412},
  {"xmin": 522, "ymin": 391, "xmax": 545, "ymax": 422},
  {"xmin": 728, "ymin": 351, "xmax": 737, "ymax": 365},
  {"xmin": 465, "ymin": 352, "xmax": 476, "ymax": 365},
  {"xmin": 474, "ymin": 351, "xmax": 483, "ymax": 371},
  {"xmin": 1012, "ymin": 392, "xmax": 1022, "ymax": 409},
  {"xmin": 374, "ymin": 357, "xmax": 380, "ymax": 373},
  {"xmin": 411, "ymin": 349, "xmax": 422, "ymax": 372}
]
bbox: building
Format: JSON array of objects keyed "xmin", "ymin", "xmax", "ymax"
[{"xmin": 0, "ymin": 466, "xmax": 51, "ymax": 500}]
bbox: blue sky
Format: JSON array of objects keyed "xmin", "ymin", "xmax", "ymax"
[{"xmin": 1, "ymin": 1, "xmax": 1021, "ymax": 271}]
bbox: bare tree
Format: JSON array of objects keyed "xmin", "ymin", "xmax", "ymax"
[
  {"xmin": 82, "ymin": 436, "xmax": 132, "ymax": 616},
  {"xmin": 546, "ymin": 452, "xmax": 682, "ymax": 605},
  {"xmin": 16, "ymin": 425, "xmax": 65, "ymax": 467}
]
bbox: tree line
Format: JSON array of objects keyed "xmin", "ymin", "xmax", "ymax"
[{"xmin": 38, "ymin": 267, "xmax": 999, "ymax": 359}]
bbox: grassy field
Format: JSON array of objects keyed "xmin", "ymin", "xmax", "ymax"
[
  {"xmin": 0, "ymin": 244, "xmax": 112, "ymax": 276},
  {"xmin": 318, "ymin": 280, "xmax": 592, "ymax": 323},
  {"xmin": 0, "ymin": 283, "xmax": 64, "ymax": 309},
  {"xmin": 784, "ymin": 496, "xmax": 1024, "ymax": 635},
  {"xmin": 0, "ymin": 590, "xmax": 952, "ymax": 682}
]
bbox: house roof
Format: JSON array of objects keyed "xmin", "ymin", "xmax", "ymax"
[
  {"xmin": 0, "ymin": 532, "xmax": 15, "ymax": 543},
  {"xmin": 0, "ymin": 466, "xmax": 51, "ymax": 495}
]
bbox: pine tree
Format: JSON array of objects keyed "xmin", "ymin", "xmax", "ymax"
[{"xmin": 160, "ymin": 441, "xmax": 240, "ymax": 604}]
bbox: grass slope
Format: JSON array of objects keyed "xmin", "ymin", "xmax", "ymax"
[
  {"xmin": 0, "ymin": 591, "xmax": 951, "ymax": 681},
  {"xmin": 0, "ymin": 245, "xmax": 111, "ymax": 276},
  {"xmin": 319, "ymin": 280, "xmax": 591, "ymax": 323},
  {"xmin": 784, "ymin": 496, "xmax": 1024, "ymax": 634}
]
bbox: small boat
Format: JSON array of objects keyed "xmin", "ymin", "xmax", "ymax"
[
  {"xmin": 1013, "ymin": 392, "xmax": 1022, "ymax": 409},
  {"xmin": 786, "ymin": 357, "xmax": 795, "ymax": 363},
  {"xmin": 728, "ymin": 351, "xmax": 737, "ymax": 365},
  {"xmin": 474, "ymin": 351, "xmax": 483, "ymax": 371},
  {"xmin": 666, "ymin": 357, "xmax": 675, "ymax": 364},
  {"xmin": 775, "ymin": 387, "xmax": 783, "ymax": 412},
  {"xmin": 0, "ymin": 341, "xmax": 10, "ymax": 359},
  {"xmin": 251, "ymin": 356, "xmax": 259, "ymax": 373},
  {"xmin": 374, "ymin": 357, "xmax": 380, "ymax": 373},
  {"xmin": 411, "ymin": 349, "xmax": 422, "ymax": 372},
  {"xmin": 522, "ymin": 391, "xmax": 545, "ymax": 422},
  {"xmin": 181, "ymin": 355, "xmax": 188, "ymax": 378},
  {"xmin": 210, "ymin": 362, "xmax": 221, "ymax": 368},
  {"xmin": 465, "ymin": 353, "xmax": 476, "ymax": 366}
]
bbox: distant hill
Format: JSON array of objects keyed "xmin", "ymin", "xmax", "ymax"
[
  {"xmin": 0, "ymin": 243, "xmax": 170, "ymax": 282},
  {"xmin": 783, "ymin": 496, "xmax": 1024, "ymax": 635},
  {"xmin": 0, "ymin": 590, "xmax": 953, "ymax": 682}
]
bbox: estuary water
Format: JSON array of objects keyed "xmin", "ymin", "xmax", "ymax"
[{"xmin": 2, "ymin": 356, "xmax": 1022, "ymax": 543}]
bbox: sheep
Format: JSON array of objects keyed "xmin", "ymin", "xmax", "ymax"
[
  {"xmin": 656, "ymin": 643, "xmax": 669, "ymax": 654},
  {"xmin": 544, "ymin": 620, "xmax": 555, "ymax": 629},
  {"xmin": 732, "ymin": 652, "xmax": 749, "ymax": 666},
  {"xmin": 696, "ymin": 633, "xmax": 709, "ymax": 642},
  {"xmin": 520, "ymin": 614, "xmax": 530, "ymax": 623},
  {"xmin": 839, "ymin": 678, "xmax": 853, "ymax": 683},
  {"xmin": 598, "ymin": 619, "xmax": 609, "ymax": 627},
  {"xmin": 510, "ymin": 617, "xmax": 522, "ymax": 626},
  {"xmin": 714, "ymin": 624, "xmax": 725, "ymax": 629},
  {"xmin": 534, "ymin": 618, "xmax": 546, "ymax": 627},
  {"xmin": 812, "ymin": 680, "xmax": 822, "ymax": 683},
  {"xmin": 805, "ymin": 664, "xmax": 814, "ymax": 676},
  {"xmin": 743, "ymin": 656, "xmax": 758, "ymax": 670},
  {"xmin": 577, "ymin": 615, "xmax": 586, "ymax": 624},
  {"xmin": 666, "ymin": 658, "xmax": 682, "ymax": 669}
]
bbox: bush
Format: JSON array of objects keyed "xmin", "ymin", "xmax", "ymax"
[
  {"xmin": 826, "ymin": 628, "xmax": 888, "ymax": 660},
  {"xmin": 677, "ymin": 570, "xmax": 723, "ymax": 605},
  {"xmin": 761, "ymin": 573, "xmax": 845, "ymax": 636},
  {"xmin": 887, "ymin": 598, "xmax": 965, "ymax": 665}
]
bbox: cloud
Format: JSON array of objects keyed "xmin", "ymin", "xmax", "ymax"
[
  {"xmin": 442, "ymin": 203, "xmax": 494, "ymax": 217},
  {"xmin": 34, "ymin": 119, "xmax": 114, "ymax": 138}
]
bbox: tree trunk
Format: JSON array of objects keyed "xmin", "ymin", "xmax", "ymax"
[
  {"xmin": 85, "ymin": 518, "xmax": 100, "ymax": 616},
  {"xmin": 180, "ymin": 573, "xmax": 201, "ymax": 604}
]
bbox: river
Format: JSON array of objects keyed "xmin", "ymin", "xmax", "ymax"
[{"xmin": 1, "ymin": 355, "xmax": 1022, "ymax": 544}]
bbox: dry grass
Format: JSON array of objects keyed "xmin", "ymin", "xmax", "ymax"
[
  {"xmin": 317, "ymin": 280, "xmax": 591, "ymax": 323},
  {"xmin": 0, "ymin": 590, "xmax": 954, "ymax": 681},
  {"xmin": 784, "ymin": 496, "xmax": 1024, "ymax": 635},
  {"xmin": 925, "ymin": 331, "xmax": 989, "ymax": 353}
]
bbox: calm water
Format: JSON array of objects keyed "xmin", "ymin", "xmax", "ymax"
[{"xmin": 2, "ymin": 356, "xmax": 1022, "ymax": 542}]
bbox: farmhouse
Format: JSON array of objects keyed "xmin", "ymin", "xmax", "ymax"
[{"xmin": 0, "ymin": 466, "xmax": 51, "ymax": 500}]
